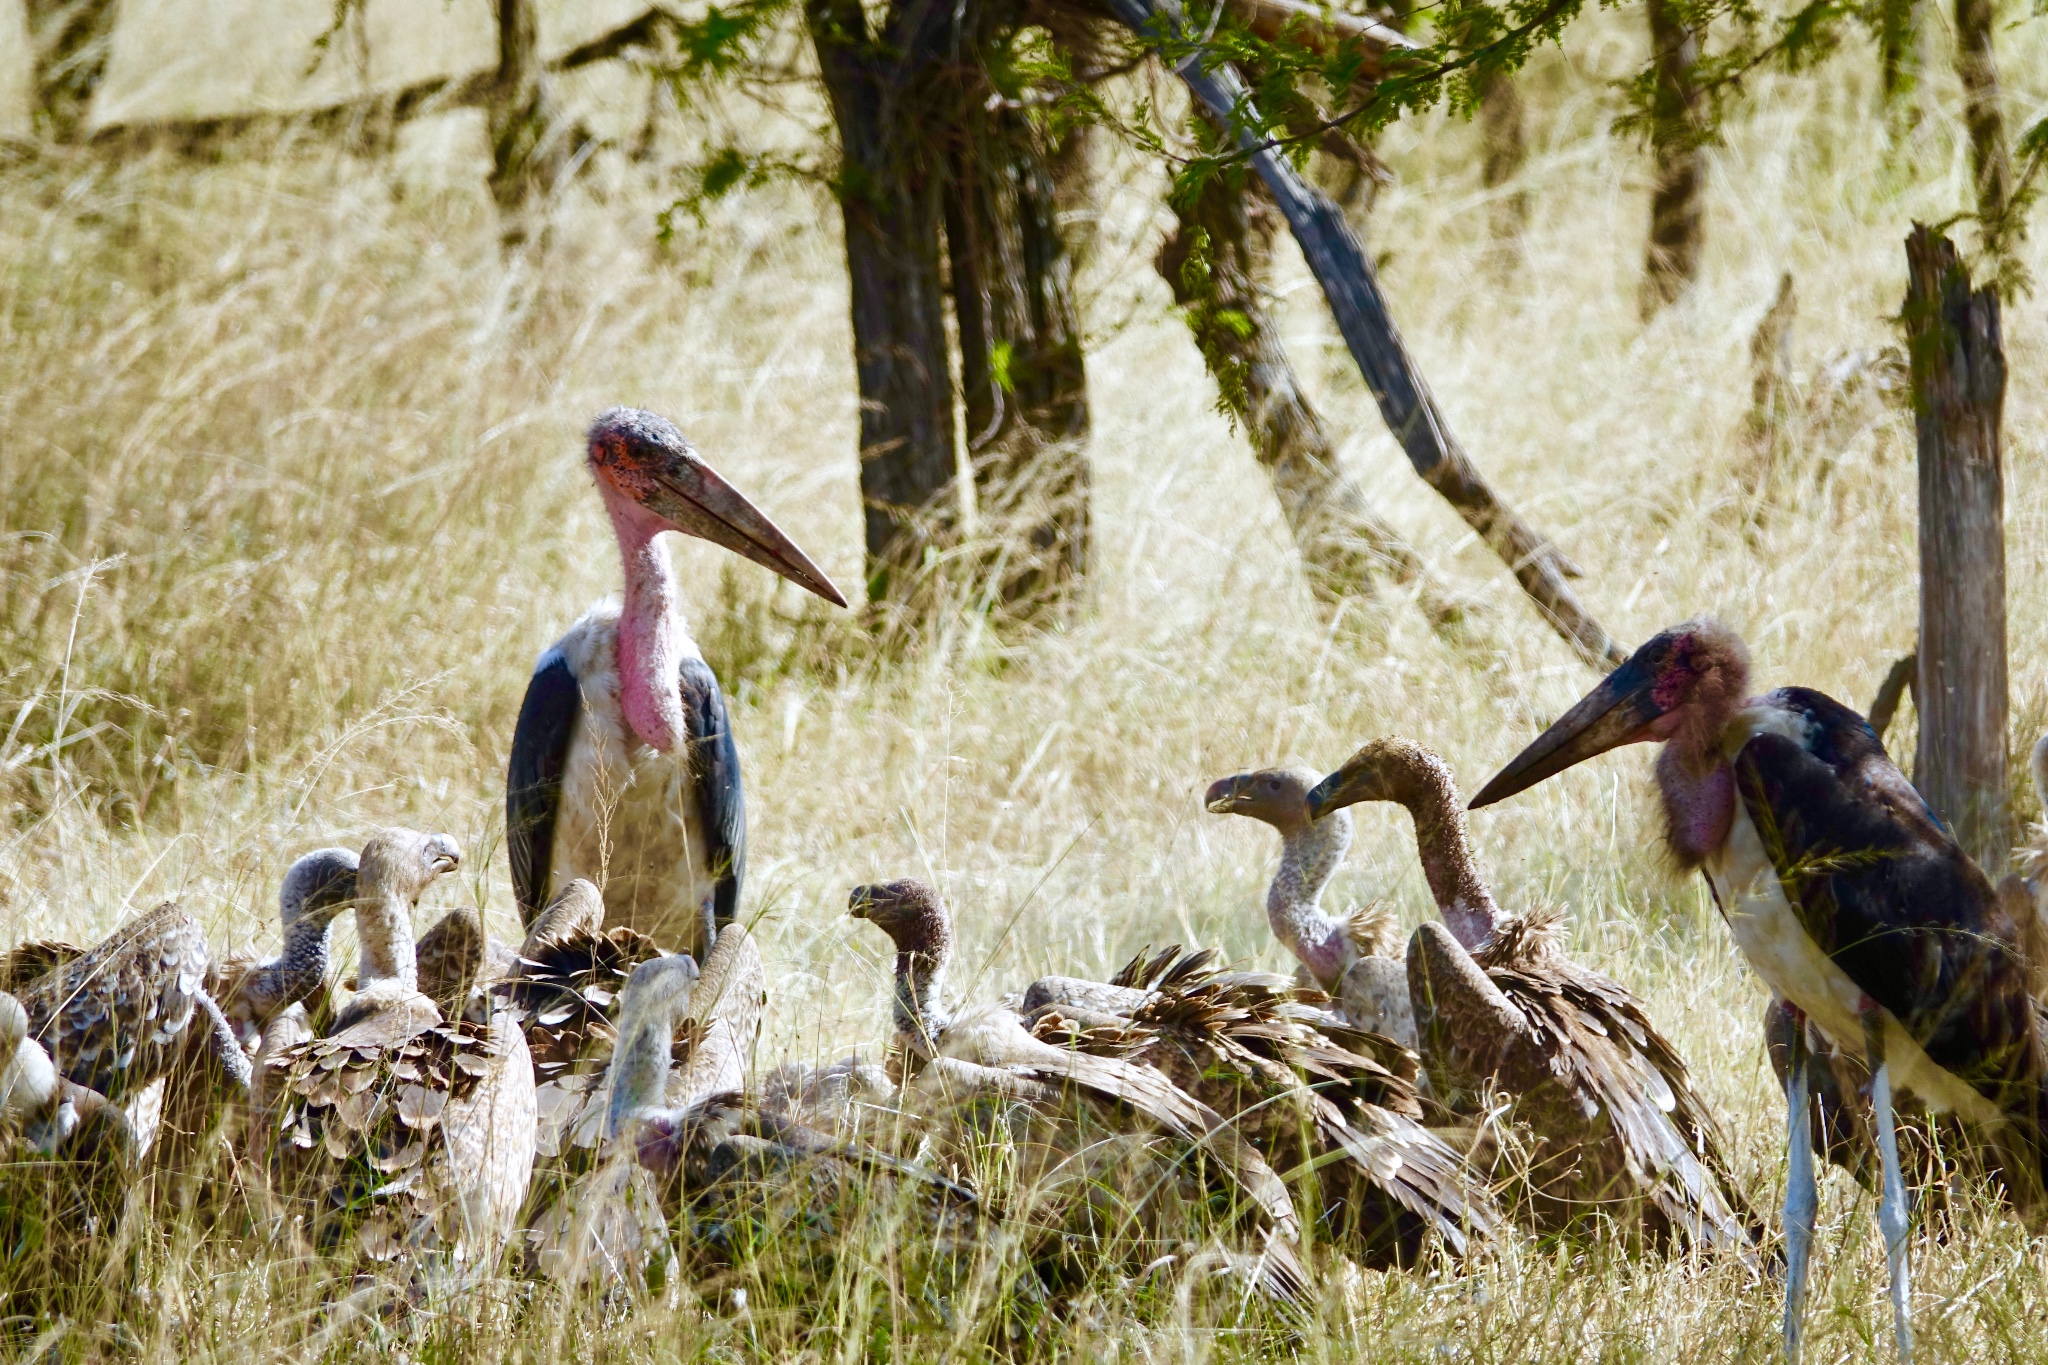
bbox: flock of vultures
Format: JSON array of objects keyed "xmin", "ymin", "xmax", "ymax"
[{"xmin": 7, "ymin": 408, "xmax": 2048, "ymax": 1362}]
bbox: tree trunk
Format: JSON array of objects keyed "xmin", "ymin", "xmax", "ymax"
[
  {"xmin": 1477, "ymin": 68, "xmax": 1529, "ymax": 255},
  {"xmin": 487, "ymin": 0, "xmax": 562, "ymax": 240},
  {"xmin": 1953, "ymin": 0, "xmax": 2011, "ymax": 243},
  {"xmin": 1642, "ymin": 0, "xmax": 1705, "ymax": 317},
  {"xmin": 946, "ymin": 76, "xmax": 1092, "ymax": 618},
  {"xmin": 1876, "ymin": 0, "xmax": 1922, "ymax": 132},
  {"xmin": 1905, "ymin": 225, "xmax": 2008, "ymax": 868},
  {"xmin": 28, "ymin": 0, "xmax": 119, "ymax": 140},
  {"xmin": 1157, "ymin": 171, "xmax": 1456, "ymax": 624},
  {"xmin": 1106, "ymin": 0, "xmax": 1622, "ymax": 666},
  {"xmin": 808, "ymin": 0, "xmax": 963, "ymax": 606}
]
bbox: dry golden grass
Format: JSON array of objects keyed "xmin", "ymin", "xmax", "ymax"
[{"xmin": 5, "ymin": 8, "xmax": 2048, "ymax": 1359}]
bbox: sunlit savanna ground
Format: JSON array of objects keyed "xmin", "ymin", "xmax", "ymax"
[{"xmin": 5, "ymin": 7, "xmax": 2048, "ymax": 1359}]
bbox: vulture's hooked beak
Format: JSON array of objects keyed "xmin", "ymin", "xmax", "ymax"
[
  {"xmin": 846, "ymin": 886, "xmax": 876, "ymax": 921},
  {"xmin": 424, "ymin": 834, "xmax": 462, "ymax": 877},
  {"xmin": 1303, "ymin": 755, "xmax": 1380, "ymax": 822},
  {"xmin": 1203, "ymin": 775, "xmax": 1251, "ymax": 814},
  {"xmin": 639, "ymin": 452, "xmax": 848, "ymax": 608},
  {"xmin": 1468, "ymin": 652, "xmax": 1666, "ymax": 809}
]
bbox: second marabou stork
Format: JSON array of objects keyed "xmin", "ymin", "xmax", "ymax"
[
  {"xmin": 1470, "ymin": 618, "xmax": 2046, "ymax": 1364},
  {"xmin": 507, "ymin": 408, "xmax": 847, "ymax": 954}
]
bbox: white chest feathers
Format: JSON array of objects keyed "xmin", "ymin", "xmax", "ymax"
[
  {"xmin": 546, "ymin": 609, "xmax": 716, "ymax": 947},
  {"xmin": 1707, "ymin": 801, "xmax": 2000, "ymax": 1124}
]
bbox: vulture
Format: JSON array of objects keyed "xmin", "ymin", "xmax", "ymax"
[
  {"xmin": 847, "ymin": 878, "xmax": 1310, "ymax": 1305},
  {"xmin": 6, "ymin": 899, "xmax": 252, "ymax": 1161},
  {"xmin": 1205, "ymin": 765, "xmax": 1416, "ymax": 1045},
  {"xmin": 1021, "ymin": 942, "xmax": 1501, "ymax": 1266},
  {"xmin": 1308, "ymin": 736, "xmax": 1760, "ymax": 1258},
  {"xmin": 506, "ymin": 408, "xmax": 846, "ymax": 957},
  {"xmin": 259, "ymin": 828, "xmax": 535, "ymax": 1265},
  {"xmin": 1467, "ymin": 618, "xmax": 2048, "ymax": 1361}
]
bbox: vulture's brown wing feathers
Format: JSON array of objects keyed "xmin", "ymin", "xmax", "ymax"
[
  {"xmin": 1413, "ymin": 915, "xmax": 1759, "ymax": 1255},
  {"xmin": 1, "ymin": 941, "xmax": 87, "ymax": 994},
  {"xmin": 499, "ymin": 900, "xmax": 664, "ymax": 1074},
  {"xmin": 1114, "ymin": 946, "xmax": 1500, "ymax": 1259},
  {"xmin": 673, "ymin": 924, "xmax": 765, "ymax": 1107},
  {"xmin": 261, "ymin": 996, "xmax": 533, "ymax": 1260},
  {"xmin": 415, "ymin": 908, "xmax": 486, "ymax": 1020},
  {"xmin": 18, "ymin": 903, "xmax": 235, "ymax": 1099}
]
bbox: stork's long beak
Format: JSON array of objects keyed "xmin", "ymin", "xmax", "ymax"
[
  {"xmin": 642, "ymin": 458, "xmax": 849, "ymax": 608},
  {"xmin": 1204, "ymin": 775, "xmax": 1250, "ymax": 814},
  {"xmin": 1468, "ymin": 654, "xmax": 1663, "ymax": 809}
]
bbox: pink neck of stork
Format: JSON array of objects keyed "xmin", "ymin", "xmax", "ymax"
[{"xmin": 602, "ymin": 482, "xmax": 688, "ymax": 755}]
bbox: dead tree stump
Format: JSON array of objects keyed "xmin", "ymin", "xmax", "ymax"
[{"xmin": 1905, "ymin": 225, "xmax": 2008, "ymax": 866}]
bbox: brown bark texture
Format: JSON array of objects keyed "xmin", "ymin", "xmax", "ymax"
[
  {"xmin": 1477, "ymin": 68, "xmax": 1529, "ymax": 248},
  {"xmin": 1877, "ymin": 0, "xmax": 1921, "ymax": 124},
  {"xmin": 808, "ymin": 0, "xmax": 963, "ymax": 604},
  {"xmin": 947, "ymin": 2, "xmax": 1093, "ymax": 617},
  {"xmin": 1106, "ymin": 0, "xmax": 1622, "ymax": 666},
  {"xmin": 1953, "ymin": 0, "xmax": 2011, "ymax": 230},
  {"xmin": 28, "ymin": 0, "xmax": 119, "ymax": 139},
  {"xmin": 1905, "ymin": 225, "xmax": 2008, "ymax": 867},
  {"xmin": 1641, "ymin": 0, "xmax": 1705, "ymax": 316},
  {"xmin": 487, "ymin": 0, "xmax": 563, "ymax": 230},
  {"xmin": 1156, "ymin": 172, "xmax": 1447, "ymax": 618}
]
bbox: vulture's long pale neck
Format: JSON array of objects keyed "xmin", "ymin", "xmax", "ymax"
[
  {"xmin": 1268, "ymin": 811, "xmax": 1354, "ymax": 989},
  {"xmin": 1386, "ymin": 761, "xmax": 1501, "ymax": 951},
  {"xmin": 354, "ymin": 877, "xmax": 418, "ymax": 995},
  {"xmin": 606, "ymin": 998, "xmax": 676, "ymax": 1138},
  {"xmin": 246, "ymin": 914, "xmax": 338, "ymax": 1020},
  {"xmin": 603, "ymin": 486, "xmax": 687, "ymax": 755},
  {"xmin": 894, "ymin": 914, "xmax": 954, "ymax": 1058}
]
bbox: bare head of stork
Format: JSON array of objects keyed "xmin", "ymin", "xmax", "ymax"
[
  {"xmin": 1305, "ymin": 738, "xmax": 1503, "ymax": 951},
  {"xmin": 1468, "ymin": 619, "xmax": 1752, "ymax": 809},
  {"xmin": 587, "ymin": 407, "xmax": 847, "ymax": 607},
  {"xmin": 582, "ymin": 407, "xmax": 846, "ymax": 757}
]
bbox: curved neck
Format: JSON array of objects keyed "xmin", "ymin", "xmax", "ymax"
[
  {"xmin": 603, "ymin": 488, "xmax": 686, "ymax": 755},
  {"xmin": 248, "ymin": 915, "xmax": 338, "ymax": 1021},
  {"xmin": 606, "ymin": 1003, "xmax": 676, "ymax": 1138},
  {"xmin": 354, "ymin": 889, "xmax": 417, "ymax": 995},
  {"xmin": 893, "ymin": 946, "xmax": 951, "ymax": 1056},
  {"xmin": 1385, "ymin": 767, "xmax": 1501, "ymax": 951},
  {"xmin": 1267, "ymin": 814, "xmax": 1352, "ymax": 988}
]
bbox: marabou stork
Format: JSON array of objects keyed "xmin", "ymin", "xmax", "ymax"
[
  {"xmin": 1469, "ymin": 619, "xmax": 2046, "ymax": 1363},
  {"xmin": 1307, "ymin": 737, "xmax": 1759, "ymax": 1257},
  {"xmin": 507, "ymin": 408, "xmax": 846, "ymax": 956}
]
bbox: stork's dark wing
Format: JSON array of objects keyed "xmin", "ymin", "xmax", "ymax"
[
  {"xmin": 508, "ymin": 651, "xmax": 582, "ymax": 927},
  {"xmin": 1734, "ymin": 686, "xmax": 2040, "ymax": 1112},
  {"xmin": 677, "ymin": 653, "xmax": 745, "ymax": 932}
]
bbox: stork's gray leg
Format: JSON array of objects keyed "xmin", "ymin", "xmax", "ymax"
[
  {"xmin": 1782, "ymin": 1006, "xmax": 1818, "ymax": 1365},
  {"xmin": 1863, "ymin": 1001, "xmax": 1912, "ymax": 1363}
]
